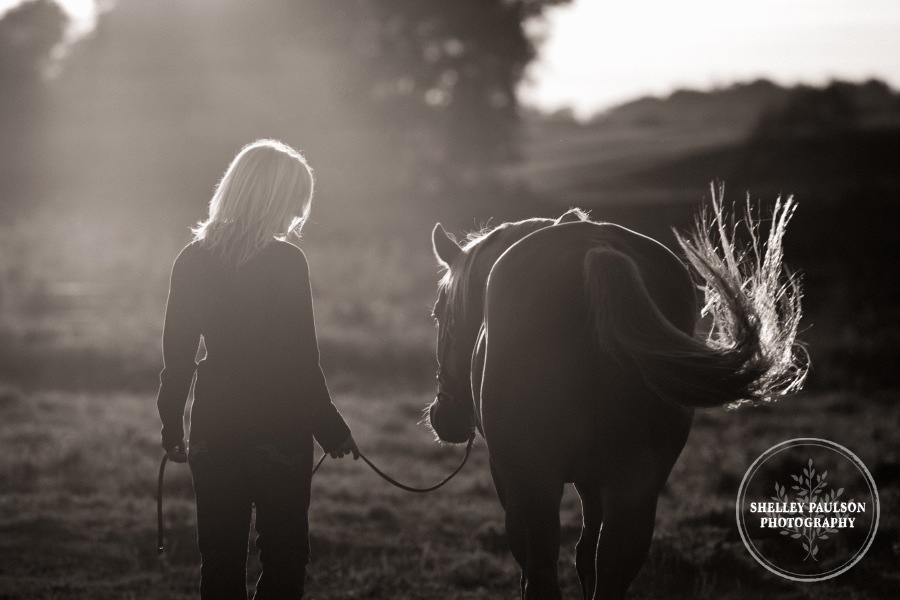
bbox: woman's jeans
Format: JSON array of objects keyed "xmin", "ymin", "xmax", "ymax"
[{"xmin": 189, "ymin": 437, "xmax": 313, "ymax": 600}]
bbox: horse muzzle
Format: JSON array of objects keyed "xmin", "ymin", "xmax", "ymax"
[{"xmin": 427, "ymin": 392, "xmax": 474, "ymax": 444}]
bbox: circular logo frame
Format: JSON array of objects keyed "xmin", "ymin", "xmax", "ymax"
[{"xmin": 736, "ymin": 438, "xmax": 880, "ymax": 582}]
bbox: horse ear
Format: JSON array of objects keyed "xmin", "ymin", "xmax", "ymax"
[{"xmin": 432, "ymin": 223, "xmax": 462, "ymax": 268}]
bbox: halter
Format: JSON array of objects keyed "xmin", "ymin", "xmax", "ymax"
[{"xmin": 434, "ymin": 296, "xmax": 470, "ymax": 405}]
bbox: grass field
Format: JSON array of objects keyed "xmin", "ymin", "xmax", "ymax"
[{"xmin": 0, "ymin": 383, "xmax": 897, "ymax": 599}]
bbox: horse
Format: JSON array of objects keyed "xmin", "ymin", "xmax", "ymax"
[{"xmin": 425, "ymin": 191, "xmax": 807, "ymax": 599}]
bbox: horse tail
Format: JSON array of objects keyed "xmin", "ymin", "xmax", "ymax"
[{"xmin": 584, "ymin": 186, "xmax": 808, "ymax": 408}]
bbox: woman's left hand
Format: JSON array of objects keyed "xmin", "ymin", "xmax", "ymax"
[
  {"xmin": 165, "ymin": 440, "xmax": 188, "ymax": 463},
  {"xmin": 330, "ymin": 434, "xmax": 360, "ymax": 460}
]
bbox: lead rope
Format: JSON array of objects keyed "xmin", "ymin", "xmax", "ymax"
[
  {"xmin": 157, "ymin": 431, "xmax": 475, "ymax": 554},
  {"xmin": 157, "ymin": 454, "xmax": 168, "ymax": 554},
  {"xmin": 318, "ymin": 431, "xmax": 475, "ymax": 493}
]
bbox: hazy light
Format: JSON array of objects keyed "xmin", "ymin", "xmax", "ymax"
[
  {"xmin": 522, "ymin": 0, "xmax": 900, "ymax": 118},
  {"xmin": 0, "ymin": 0, "xmax": 97, "ymax": 39}
]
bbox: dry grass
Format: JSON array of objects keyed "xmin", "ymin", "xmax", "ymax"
[{"xmin": 0, "ymin": 385, "xmax": 897, "ymax": 599}]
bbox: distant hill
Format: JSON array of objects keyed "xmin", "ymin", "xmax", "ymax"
[
  {"xmin": 621, "ymin": 79, "xmax": 900, "ymax": 198},
  {"xmin": 594, "ymin": 79, "xmax": 792, "ymax": 132},
  {"xmin": 504, "ymin": 78, "xmax": 900, "ymax": 207}
]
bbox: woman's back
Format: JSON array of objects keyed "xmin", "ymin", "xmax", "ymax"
[
  {"xmin": 186, "ymin": 239, "xmax": 294, "ymax": 376},
  {"xmin": 159, "ymin": 239, "xmax": 343, "ymax": 448}
]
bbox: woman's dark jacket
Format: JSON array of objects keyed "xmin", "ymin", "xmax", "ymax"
[{"xmin": 156, "ymin": 240, "xmax": 350, "ymax": 452}]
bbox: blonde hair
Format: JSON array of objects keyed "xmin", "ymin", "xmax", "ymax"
[{"xmin": 193, "ymin": 139, "xmax": 315, "ymax": 265}]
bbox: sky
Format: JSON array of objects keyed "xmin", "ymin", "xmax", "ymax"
[
  {"xmin": 3, "ymin": 0, "xmax": 899, "ymax": 119},
  {"xmin": 521, "ymin": 0, "xmax": 900, "ymax": 118}
]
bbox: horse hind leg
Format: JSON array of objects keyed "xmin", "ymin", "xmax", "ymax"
[
  {"xmin": 591, "ymin": 428, "xmax": 687, "ymax": 599},
  {"xmin": 490, "ymin": 459, "xmax": 527, "ymax": 598},
  {"xmin": 502, "ymin": 476, "xmax": 565, "ymax": 599},
  {"xmin": 574, "ymin": 481, "xmax": 603, "ymax": 600},
  {"xmin": 593, "ymin": 488, "xmax": 660, "ymax": 600}
]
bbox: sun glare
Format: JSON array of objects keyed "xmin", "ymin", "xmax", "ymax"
[{"xmin": 0, "ymin": 0, "xmax": 97, "ymax": 37}]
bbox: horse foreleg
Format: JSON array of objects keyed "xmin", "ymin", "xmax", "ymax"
[
  {"xmin": 503, "ymin": 479, "xmax": 564, "ymax": 600},
  {"xmin": 593, "ymin": 492, "xmax": 659, "ymax": 600},
  {"xmin": 574, "ymin": 482, "xmax": 603, "ymax": 600}
]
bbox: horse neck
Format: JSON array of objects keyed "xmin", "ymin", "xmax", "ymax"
[
  {"xmin": 439, "ymin": 218, "xmax": 556, "ymax": 399},
  {"xmin": 458, "ymin": 219, "xmax": 555, "ymax": 329}
]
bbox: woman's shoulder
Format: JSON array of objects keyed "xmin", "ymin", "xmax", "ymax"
[
  {"xmin": 269, "ymin": 240, "xmax": 309, "ymax": 269},
  {"xmin": 173, "ymin": 239, "xmax": 309, "ymax": 274},
  {"xmin": 166, "ymin": 241, "xmax": 208, "ymax": 285},
  {"xmin": 172, "ymin": 240, "xmax": 205, "ymax": 266}
]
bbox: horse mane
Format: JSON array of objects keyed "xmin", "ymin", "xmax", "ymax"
[{"xmin": 439, "ymin": 209, "xmax": 590, "ymax": 325}]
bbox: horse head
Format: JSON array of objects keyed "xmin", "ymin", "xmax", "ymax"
[{"xmin": 426, "ymin": 223, "xmax": 480, "ymax": 444}]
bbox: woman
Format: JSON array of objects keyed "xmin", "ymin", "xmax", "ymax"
[{"xmin": 157, "ymin": 139, "xmax": 358, "ymax": 599}]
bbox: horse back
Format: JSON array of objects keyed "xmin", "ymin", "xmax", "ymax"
[
  {"xmin": 479, "ymin": 221, "xmax": 696, "ymax": 478},
  {"xmin": 485, "ymin": 221, "xmax": 696, "ymax": 340}
]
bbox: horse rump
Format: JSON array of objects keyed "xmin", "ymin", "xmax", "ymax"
[{"xmin": 584, "ymin": 185, "xmax": 808, "ymax": 408}]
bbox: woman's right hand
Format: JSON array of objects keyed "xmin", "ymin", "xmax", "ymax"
[{"xmin": 330, "ymin": 434, "xmax": 360, "ymax": 460}]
